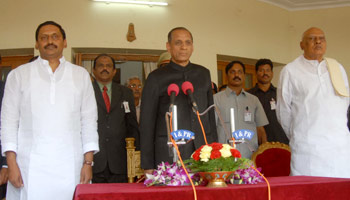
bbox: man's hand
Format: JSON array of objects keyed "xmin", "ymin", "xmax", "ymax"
[
  {"xmin": 257, "ymin": 126, "xmax": 268, "ymax": 145},
  {"xmin": 0, "ymin": 168, "xmax": 8, "ymax": 185},
  {"xmin": 6, "ymin": 152, "xmax": 23, "ymax": 188},
  {"xmin": 80, "ymin": 164, "xmax": 92, "ymax": 184},
  {"xmin": 80, "ymin": 151, "xmax": 93, "ymax": 184}
]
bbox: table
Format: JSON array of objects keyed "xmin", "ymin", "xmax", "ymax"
[{"xmin": 73, "ymin": 176, "xmax": 350, "ymax": 200}]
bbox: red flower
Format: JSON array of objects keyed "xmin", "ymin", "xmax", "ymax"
[
  {"xmin": 192, "ymin": 151, "xmax": 200, "ymax": 161},
  {"xmin": 210, "ymin": 143, "xmax": 223, "ymax": 151},
  {"xmin": 210, "ymin": 150, "xmax": 221, "ymax": 159},
  {"xmin": 230, "ymin": 149, "xmax": 241, "ymax": 158}
]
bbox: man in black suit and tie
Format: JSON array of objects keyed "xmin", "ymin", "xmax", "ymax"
[{"xmin": 91, "ymin": 54, "xmax": 139, "ymax": 183}]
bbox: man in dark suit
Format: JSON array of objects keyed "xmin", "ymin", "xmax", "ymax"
[
  {"xmin": 91, "ymin": 54, "xmax": 139, "ymax": 183},
  {"xmin": 140, "ymin": 27, "xmax": 217, "ymax": 174}
]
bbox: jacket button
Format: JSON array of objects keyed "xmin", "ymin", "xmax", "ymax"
[{"xmin": 106, "ymin": 138, "xmax": 109, "ymax": 142}]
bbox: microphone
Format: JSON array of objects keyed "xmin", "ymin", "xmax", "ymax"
[
  {"xmin": 167, "ymin": 83, "xmax": 180, "ymax": 108},
  {"xmin": 181, "ymin": 81, "xmax": 198, "ymax": 112}
]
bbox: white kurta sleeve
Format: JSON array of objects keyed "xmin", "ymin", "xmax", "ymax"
[
  {"xmin": 276, "ymin": 66, "xmax": 293, "ymax": 139},
  {"xmin": 80, "ymin": 71, "xmax": 99, "ymax": 154},
  {"xmin": 1, "ymin": 70, "xmax": 21, "ymax": 156}
]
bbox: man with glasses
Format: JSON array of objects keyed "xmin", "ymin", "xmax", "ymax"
[
  {"xmin": 126, "ymin": 76, "xmax": 142, "ymax": 123},
  {"xmin": 92, "ymin": 54, "xmax": 139, "ymax": 183},
  {"xmin": 277, "ymin": 27, "xmax": 350, "ymax": 178}
]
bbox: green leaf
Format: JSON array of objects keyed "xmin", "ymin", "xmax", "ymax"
[{"xmin": 184, "ymin": 157, "xmax": 251, "ymax": 172}]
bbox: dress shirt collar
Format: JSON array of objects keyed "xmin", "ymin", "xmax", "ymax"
[
  {"xmin": 38, "ymin": 56, "xmax": 66, "ymax": 73},
  {"xmin": 96, "ymin": 81, "xmax": 112, "ymax": 92},
  {"xmin": 225, "ymin": 87, "xmax": 246, "ymax": 97},
  {"xmin": 169, "ymin": 60, "xmax": 192, "ymax": 72},
  {"xmin": 38, "ymin": 56, "xmax": 66, "ymax": 66},
  {"xmin": 300, "ymin": 55, "xmax": 328, "ymax": 74},
  {"xmin": 301, "ymin": 55, "xmax": 325, "ymax": 67}
]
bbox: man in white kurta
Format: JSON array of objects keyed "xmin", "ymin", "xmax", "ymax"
[
  {"xmin": 1, "ymin": 21, "xmax": 99, "ymax": 200},
  {"xmin": 277, "ymin": 27, "xmax": 350, "ymax": 178}
]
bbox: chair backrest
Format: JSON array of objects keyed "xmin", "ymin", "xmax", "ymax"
[
  {"xmin": 251, "ymin": 142, "xmax": 291, "ymax": 177},
  {"xmin": 126, "ymin": 138, "xmax": 144, "ymax": 183}
]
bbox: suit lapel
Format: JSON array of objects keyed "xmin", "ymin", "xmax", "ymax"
[
  {"xmin": 110, "ymin": 82, "xmax": 123, "ymax": 113},
  {"xmin": 93, "ymin": 80, "xmax": 108, "ymax": 112}
]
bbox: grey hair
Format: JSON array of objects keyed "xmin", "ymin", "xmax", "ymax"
[{"xmin": 125, "ymin": 76, "xmax": 141, "ymax": 86}]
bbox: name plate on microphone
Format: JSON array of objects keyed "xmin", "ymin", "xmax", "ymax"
[
  {"xmin": 232, "ymin": 129, "xmax": 254, "ymax": 140},
  {"xmin": 171, "ymin": 129, "xmax": 195, "ymax": 141}
]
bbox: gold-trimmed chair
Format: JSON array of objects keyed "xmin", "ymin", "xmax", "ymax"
[
  {"xmin": 126, "ymin": 138, "xmax": 144, "ymax": 183},
  {"xmin": 251, "ymin": 142, "xmax": 291, "ymax": 177}
]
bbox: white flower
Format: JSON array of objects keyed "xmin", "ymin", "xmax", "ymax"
[
  {"xmin": 200, "ymin": 151, "xmax": 211, "ymax": 162},
  {"xmin": 199, "ymin": 145, "xmax": 212, "ymax": 162},
  {"xmin": 145, "ymin": 173, "xmax": 155, "ymax": 180},
  {"xmin": 201, "ymin": 145, "xmax": 212, "ymax": 153},
  {"xmin": 220, "ymin": 144, "xmax": 233, "ymax": 158},
  {"xmin": 222, "ymin": 144, "xmax": 232, "ymax": 151},
  {"xmin": 220, "ymin": 148, "xmax": 232, "ymax": 158}
]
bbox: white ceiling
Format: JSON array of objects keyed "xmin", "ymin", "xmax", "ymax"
[{"xmin": 257, "ymin": 0, "xmax": 350, "ymax": 11}]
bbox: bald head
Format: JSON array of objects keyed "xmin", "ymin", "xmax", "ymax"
[{"xmin": 300, "ymin": 27, "xmax": 327, "ymax": 62}]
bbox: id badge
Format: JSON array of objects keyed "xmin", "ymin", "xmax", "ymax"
[
  {"xmin": 270, "ymin": 98, "xmax": 276, "ymax": 110},
  {"xmin": 244, "ymin": 112, "xmax": 252, "ymax": 122},
  {"xmin": 123, "ymin": 101, "xmax": 131, "ymax": 113}
]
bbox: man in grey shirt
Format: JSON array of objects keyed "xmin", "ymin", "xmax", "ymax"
[{"xmin": 214, "ymin": 61, "xmax": 268, "ymax": 158}]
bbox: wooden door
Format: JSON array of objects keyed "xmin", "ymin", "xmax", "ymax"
[{"xmin": 0, "ymin": 55, "xmax": 34, "ymax": 81}]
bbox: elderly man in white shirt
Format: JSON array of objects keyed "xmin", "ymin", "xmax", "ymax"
[
  {"xmin": 277, "ymin": 27, "xmax": 350, "ymax": 178},
  {"xmin": 1, "ymin": 21, "xmax": 99, "ymax": 200}
]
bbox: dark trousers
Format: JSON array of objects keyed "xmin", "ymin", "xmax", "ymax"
[
  {"xmin": 92, "ymin": 164, "xmax": 127, "ymax": 183},
  {"xmin": 0, "ymin": 184, "xmax": 6, "ymax": 199}
]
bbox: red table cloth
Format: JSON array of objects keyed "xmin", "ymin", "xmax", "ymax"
[{"xmin": 73, "ymin": 176, "xmax": 350, "ymax": 200}]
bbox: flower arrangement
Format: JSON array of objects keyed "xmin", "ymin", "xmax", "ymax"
[
  {"xmin": 184, "ymin": 142, "xmax": 250, "ymax": 172},
  {"xmin": 144, "ymin": 143, "xmax": 264, "ymax": 186},
  {"xmin": 144, "ymin": 162, "xmax": 192, "ymax": 186},
  {"xmin": 230, "ymin": 163, "xmax": 264, "ymax": 184}
]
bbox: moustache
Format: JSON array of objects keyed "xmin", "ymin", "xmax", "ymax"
[
  {"xmin": 100, "ymin": 70, "xmax": 109, "ymax": 74},
  {"xmin": 233, "ymin": 77, "xmax": 241, "ymax": 81},
  {"xmin": 44, "ymin": 44, "xmax": 57, "ymax": 49}
]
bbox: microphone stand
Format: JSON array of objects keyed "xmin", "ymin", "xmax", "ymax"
[
  {"xmin": 167, "ymin": 105, "xmax": 186, "ymax": 163},
  {"xmin": 228, "ymin": 108, "xmax": 244, "ymax": 147},
  {"xmin": 171, "ymin": 105, "xmax": 179, "ymax": 163}
]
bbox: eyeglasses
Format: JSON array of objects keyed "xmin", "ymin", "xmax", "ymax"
[
  {"xmin": 307, "ymin": 36, "xmax": 326, "ymax": 43},
  {"xmin": 129, "ymin": 84, "xmax": 142, "ymax": 89}
]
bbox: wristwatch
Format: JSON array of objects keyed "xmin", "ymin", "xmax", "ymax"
[{"xmin": 83, "ymin": 160, "xmax": 94, "ymax": 166}]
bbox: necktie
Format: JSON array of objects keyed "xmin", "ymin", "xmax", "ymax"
[{"xmin": 103, "ymin": 86, "xmax": 110, "ymax": 113}]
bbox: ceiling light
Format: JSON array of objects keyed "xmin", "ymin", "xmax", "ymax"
[{"xmin": 93, "ymin": 0, "xmax": 168, "ymax": 6}]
